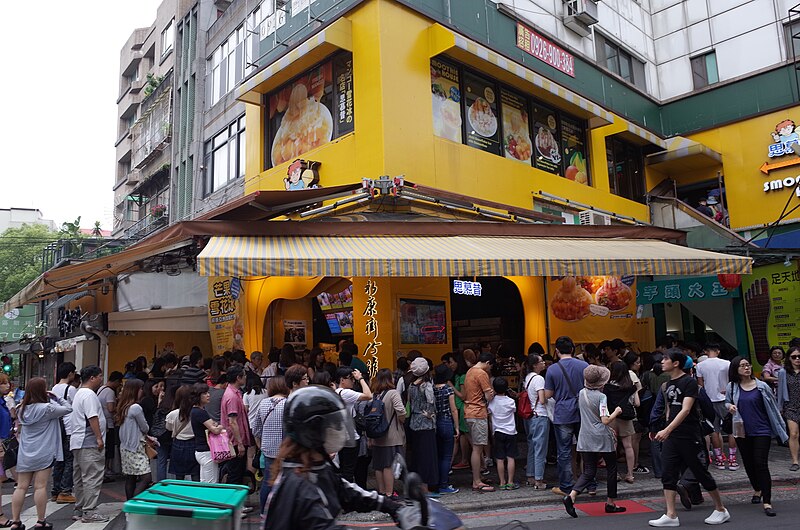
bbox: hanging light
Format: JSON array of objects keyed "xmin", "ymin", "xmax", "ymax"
[{"xmin": 717, "ymin": 274, "xmax": 741, "ymax": 290}]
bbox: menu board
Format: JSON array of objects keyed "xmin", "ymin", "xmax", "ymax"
[
  {"xmin": 431, "ymin": 59, "xmax": 462, "ymax": 143},
  {"xmin": 561, "ymin": 115, "xmax": 589, "ymax": 185},
  {"xmin": 463, "ymin": 72, "xmax": 500, "ymax": 155},
  {"xmin": 532, "ymin": 104, "xmax": 561, "ymax": 174},
  {"xmin": 743, "ymin": 261, "xmax": 800, "ymax": 372},
  {"xmin": 500, "ymin": 89, "xmax": 532, "ymax": 164}
]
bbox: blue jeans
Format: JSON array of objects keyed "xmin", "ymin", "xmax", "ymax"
[
  {"xmin": 525, "ymin": 416, "xmax": 549, "ymax": 481},
  {"xmin": 52, "ymin": 434, "xmax": 73, "ymax": 495},
  {"xmin": 260, "ymin": 456, "xmax": 275, "ymax": 514},
  {"xmin": 435, "ymin": 417, "xmax": 455, "ymax": 490},
  {"xmin": 554, "ymin": 423, "xmax": 579, "ymax": 491},
  {"xmin": 156, "ymin": 442, "xmax": 170, "ymax": 482}
]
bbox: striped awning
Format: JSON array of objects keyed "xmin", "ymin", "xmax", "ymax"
[{"xmin": 197, "ymin": 235, "xmax": 752, "ymax": 278}]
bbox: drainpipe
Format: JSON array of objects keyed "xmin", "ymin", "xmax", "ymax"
[{"xmin": 80, "ymin": 321, "xmax": 108, "ymax": 378}]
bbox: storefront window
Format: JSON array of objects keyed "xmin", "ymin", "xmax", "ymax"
[
  {"xmin": 265, "ymin": 52, "xmax": 354, "ymax": 168},
  {"xmin": 606, "ymin": 137, "xmax": 645, "ymax": 203},
  {"xmin": 430, "ymin": 56, "xmax": 590, "ymax": 185}
]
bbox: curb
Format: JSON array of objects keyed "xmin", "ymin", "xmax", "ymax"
[{"xmin": 438, "ymin": 473, "xmax": 800, "ymax": 513}]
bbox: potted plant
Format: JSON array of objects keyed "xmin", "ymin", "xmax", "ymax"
[{"xmin": 150, "ymin": 204, "xmax": 167, "ymax": 218}]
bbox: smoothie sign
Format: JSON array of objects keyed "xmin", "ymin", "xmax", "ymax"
[{"xmin": 761, "ymin": 117, "xmax": 800, "ymax": 197}]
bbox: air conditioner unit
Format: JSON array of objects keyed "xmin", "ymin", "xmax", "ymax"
[
  {"xmin": 127, "ymin": 169, "xmax": 142, "ymax": 184},
  {"xmin": 579, "ymin": 210, "xmax": 612, "ymax": 226},
  {"xmin": 563, "ymin": 0, "xmax": 599, "ymax": 37}
]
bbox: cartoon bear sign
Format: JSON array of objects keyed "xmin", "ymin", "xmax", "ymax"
[
  {"xmin": 284, "ymin": 159, "xmax": 321, "ymax": 190},
  {"xmin": 769, "ymin": 119, "xmax": 800, "ymax": 157}
]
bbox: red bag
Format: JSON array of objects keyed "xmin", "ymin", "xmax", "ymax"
[{"xmin": 517, "ymin": 376, "xmax": 536, "ymax": 420}]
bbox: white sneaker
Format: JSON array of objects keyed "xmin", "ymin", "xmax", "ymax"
[
  {"xmin": 649, "ymin": 514, "xmax": 680, "ymax": 527},
  {"xmin": 81, "ymin": 512, "xmax": 110, "ymax": 523},
  {"xmin": 704, "ymin": 509, "xmax": 730, "ymax": 525}
]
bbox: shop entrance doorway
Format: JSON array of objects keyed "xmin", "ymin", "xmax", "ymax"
[{"xmin": 450, "ymin": 277, "xmax": 524, "ymax": 355}]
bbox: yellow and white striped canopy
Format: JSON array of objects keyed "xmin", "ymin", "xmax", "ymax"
[{"xmin": 197, "ymin": 235, "xmax": 751, "ymax": 278}]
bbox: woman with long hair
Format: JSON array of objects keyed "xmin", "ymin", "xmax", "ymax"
[
  {"xmin": 433, "ymin": 365, "xmax": 459, "ymax": 495},
  {"xmin": 139, "ymin": 378, "xmax": 164, "ymax": 432},
  {"xmin": 624, "ymin": 351, "xmax": 648, "ymax": 474},
  {"xmin": 369, "ymin": 368, "xmax": 405, "ymax": 499},
  {"xmin": 523, "ymin": 354, "xmax": 549, "ymax": 489},
  {"xmin": 151, "ymin": 383, "xmax": 176, "ymax": 482},
  {"xmin": 778, "ymin": 346, "xmax": 800, "ymax": 470},
  {"xmin": 604, "ymin": 361, "xmax": 639, "ymax": 484},
  {"xmin": 10, "ymin": 377, "xmax": 72, "ymax": 530},
  {"xmin": 115, "ymin": 379, "xmax": 152, "ymax": 499},
  {"xmin": 447, "ymin": 352, "xmax": 472, "ymax": 470},
  {"xmin": 726, "ymin": 356, "xmax": 787, "ymax": 517},
  {"xmin": 190, "ymin": 383, "xmax": 225, "ymax": 483},
  {"xmin": 253, "ymin": 376, "xmax": 290, "ymax": 513},
  {"xmin": 165, "ymin": 386, "xmax": 198, "ymax": 481}
]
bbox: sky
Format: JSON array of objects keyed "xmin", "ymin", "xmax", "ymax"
[{"xmin": 0, "ymin": 1, "xmax": 164, "ymax": 231}]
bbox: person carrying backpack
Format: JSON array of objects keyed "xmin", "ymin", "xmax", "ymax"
[
  {"xmin": 433, "ymin": 364, "xmax": 460, "ymax": 495},
  {"xmin": 368, "ymin": 369, "xmax": 405, "ymax": 500}
]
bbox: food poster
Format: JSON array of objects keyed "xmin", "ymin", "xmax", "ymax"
[
  {"xmin": 283, "ymin": 320, "xmax": 307, "ymax": 352},
  {"xmin": 500, "ymin": 89, "xmax": 533, "ymax": 164},
  {"xmin": 742, "ymin": 261, "xmax": 800, "ymax": 372},
  {"xmin": 333, "ymin": 54, "xmax": 354, "ymax": 137},
  {"xmin": 463, "ymin": 72, "xmax": 500, "ymax": 155},
  {"xmin": 561, "ymin": 115, "xmax": 589, "ymax": 185},
  {"xmin": 532, "ymin": 104, "xmax": 561, "ymax": 174},
  {"xmin": 547, "ymin": 276, "xmax": 638, "ymax": 343},
  {"xmin": 268, "ymin": 61, "xmax": 335, "ymax": 167},
  {"xmin": 207, "ymin": 277, "xmax": 245, "ymax": 355},
  {"xmin": 431, "ymin": 58, "xmax": 463, "ymax": 143}
]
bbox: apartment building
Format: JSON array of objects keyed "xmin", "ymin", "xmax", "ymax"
[{"xmin": 0, "ymin": 208, "xmax": 56, "ymax": 234}]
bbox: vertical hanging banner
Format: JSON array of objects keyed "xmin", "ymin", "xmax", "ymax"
[
  {"xmin": 207, "ymin": 276, "xmax": 245, "ymax": 354},
  {"xmin": 547, "ymin": 275, "xmax": 638, "ymax": 343},
  {"xmin": 743, "ymin": 261, "xmax": 800, "ymax": 372},
  {"xmin": 363, "ymin": 278, "xmax": 381, "ymax": 379}
]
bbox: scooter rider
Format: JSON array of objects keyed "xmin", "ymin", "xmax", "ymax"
[{"xmin": 264, "ymin": 385, "xmax": 440, "ymax": 530}]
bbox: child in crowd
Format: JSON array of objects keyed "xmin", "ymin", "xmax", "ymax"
[{"xmin": 487, "ymin": 377, "xmax": 519, "ymax": 490}]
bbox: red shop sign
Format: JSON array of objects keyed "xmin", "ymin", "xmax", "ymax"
[{"xmin": 516, "ymin": 23, "xmax": 575, "ymax": 78}]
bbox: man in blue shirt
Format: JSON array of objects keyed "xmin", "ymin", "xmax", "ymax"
[{"xmin": 545, "ymin": 336, "xmax": 588, "ymax": 496}]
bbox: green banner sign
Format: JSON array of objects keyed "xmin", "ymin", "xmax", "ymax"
[
  {"xmin": 0, "ymin": 304, "xmax": 37, "ymax": 342},
  {"xmin": 636, "ymin": 276, "xmax": 738, "ymax": 305}
]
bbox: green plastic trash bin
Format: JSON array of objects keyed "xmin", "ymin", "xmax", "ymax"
[{"xmin": 123, "ymin": 480, "xmax": 250, "ymax": 530}]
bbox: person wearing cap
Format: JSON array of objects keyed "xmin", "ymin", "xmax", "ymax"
[
  {"xmin": 334, "ymin": 366, "xmax": 372, "ymax": 483},
  {"xmin": 649, "ymin": 350, "xmax": 730, "ymax": 527},
  {"xmin": 406, "ymin": 357, "xmax": 439, "ymax": 494},
  {"xmin": 562, "ymin": 365, "xmax": 627, "ymax": 518}
]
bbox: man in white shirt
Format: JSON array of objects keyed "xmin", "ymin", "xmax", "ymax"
[
  {"xmin": 69, "ymin": 365, "xmax": 109, "ymax": 523},
  {"xmin": 334, "ymin": 366, "xmax": 372, "ymax": 484},
  {"xmin": 51, "ymin": 362, "xmax": 78, "ymax": 504},
  {"xmin": 695, "ymin": 344, "xmax": 738, "ymax": 471}
]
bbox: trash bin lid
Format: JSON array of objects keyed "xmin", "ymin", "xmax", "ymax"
[{"xmin": 123, "ymin": 480, "xmax": 250, "ymax": 520}]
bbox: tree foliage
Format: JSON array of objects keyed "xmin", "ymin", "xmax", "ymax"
[{"xmin": 0, "ymin": 224, "xmax": 60, "ymax": 303}]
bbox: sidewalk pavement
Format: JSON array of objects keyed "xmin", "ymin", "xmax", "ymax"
[{"xmin": 339, "ymin": 440, "xmax": 800, "ymax": 522}]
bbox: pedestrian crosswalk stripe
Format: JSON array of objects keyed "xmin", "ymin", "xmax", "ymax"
[
  {"xmin": 64, "ymin": 502, "xmax": 123, "ymax": 529},
  {"xmin": 20, "ymin": 499, "xmax": 64, "ymax": 528}
]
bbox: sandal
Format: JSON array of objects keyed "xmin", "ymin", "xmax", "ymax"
[
  {"xmin": 8, "ymin": 522, "xmax": 23, "ymax": 530},
  {"xmin": 472, "ymin": 484, "xmax": 495, "ymax": 492},
  {"xmin": 0, "ymin": 513, "xmax": 11, "ymax": 529},
  {"xmin": 33, "ymin": 521, "xmax": 52, "ymax": 530}
]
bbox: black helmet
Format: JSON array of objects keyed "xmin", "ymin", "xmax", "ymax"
[{"xmin": 284, "ymin": 386, "xmax": 356, "ymax": 452}]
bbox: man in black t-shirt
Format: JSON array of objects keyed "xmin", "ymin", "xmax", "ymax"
[{"xmin": 649, "ymin": 351, "xmax": 730, "ymax": 527}]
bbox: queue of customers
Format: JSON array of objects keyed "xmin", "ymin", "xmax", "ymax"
[{"xmin": 2, "ymin": 334, "xmax": 799, "ymax": 528}]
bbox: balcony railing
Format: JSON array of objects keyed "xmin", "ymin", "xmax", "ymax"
[{"xmin": 123, "ymin": 187, "xmax": 170, "ymax": 240}]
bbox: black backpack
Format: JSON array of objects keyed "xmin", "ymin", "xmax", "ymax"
[{"xmin": 363, "ymin": 391, "xmax": 390, "ymax": 439}]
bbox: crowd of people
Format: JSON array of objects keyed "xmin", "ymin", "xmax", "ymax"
[{"xmin": 0, "ymin": 334, "xmax": 798, "ymax": 528}]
